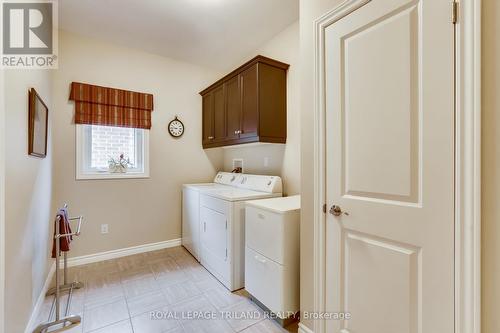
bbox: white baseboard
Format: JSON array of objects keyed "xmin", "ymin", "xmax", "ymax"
[
  {"xmin": 25, "ymin": 239, "xmax": 181, "ymax": 332},
  {"xmin": 298, "ymin": 322, "xmax": 314, "ymax": 333},
  {"xmin": 64, "ymin": 238, "xmax": 182, "ymax": 267},
  {"xmin": 25, "ymin": 262, "xmax": 56, "ymax": 333}
]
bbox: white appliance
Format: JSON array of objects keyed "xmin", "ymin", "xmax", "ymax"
[
  {"xmin": 182, "ymin": 172, "xmax": 242, "ymax": 261},
  {"xmin": 245, "ymin": 195, "xmax": 300, "ymax": 322},
  {"xmin": 183, "ymin": 172, "xmax": 282, "ymax": 291}
]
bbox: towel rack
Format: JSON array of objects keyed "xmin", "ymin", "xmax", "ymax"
[{"xmin": 33, "ymin": 204, "xmax": 84, "ymax": 333}]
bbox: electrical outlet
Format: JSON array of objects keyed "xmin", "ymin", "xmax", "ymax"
[
  {"xmin": 101, "ymin": 224, "xmax": 109, "ymax": 234},
  {"xmin": 264, "ymin": 157, "xmax": 270, "ymax": 167}
]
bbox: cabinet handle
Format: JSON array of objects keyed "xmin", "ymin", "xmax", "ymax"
[{"xmin": 208, "ymin": 136, "xmax": 214, "ymax": 140}]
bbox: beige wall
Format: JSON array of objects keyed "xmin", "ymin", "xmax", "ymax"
[
  {"xmin": 223, "ymin": 143, "xmax": 286, "ymax": 175},
  {"xmin": 482, "ymin": 1, "xmax": 500, "ymax": 332},
  {"xmin": 222, "ymin": 21, "xmax": 301, "ymax": 196},
  {"xmin": 299, "ymin": 0, "xmax": 343, "ymax": 330},
  {"xmin": 0, "ymin": 68, "xmax": 5, "ymax": 333},
  {"xmin": 4, "ymin": 69, "xmax": 53, "ymax": 333},
  {"xmin": 52, "ymin": 31, "xmax": 223, "ymax": 258}
]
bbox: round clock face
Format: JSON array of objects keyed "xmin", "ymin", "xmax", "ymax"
[{"xmin": 168, "ymin": 119, "xmax": 184, "ymax": 137}]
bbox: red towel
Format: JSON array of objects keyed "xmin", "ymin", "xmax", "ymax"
[{"xmin": 51, "ymin": 208, "xmax": 73, "ymax": 258}]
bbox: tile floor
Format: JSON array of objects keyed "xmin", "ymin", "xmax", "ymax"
[{"xmin": 35, "ymin": 246, "xmax": 299, "ymax": 333}]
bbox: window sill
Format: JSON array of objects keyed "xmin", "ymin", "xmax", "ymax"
[{"xmin": 76, "ymin": 172, "xmax": 150, "ymax": 180}]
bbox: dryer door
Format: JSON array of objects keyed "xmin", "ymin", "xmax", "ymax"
[
  {"xmin": 202, "ymin": 207, "xmax": 227, "ymax": 261},
  {"xmin": 200, "ymin": 195, "xmax": 230, "ymax": 286}
]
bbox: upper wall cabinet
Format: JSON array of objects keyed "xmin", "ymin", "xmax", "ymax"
[{"xmin": 200, "ymin": 55, "xmax": 289, "ymax": 149}]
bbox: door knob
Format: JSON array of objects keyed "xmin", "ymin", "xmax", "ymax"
[{"xmin": 330, "ymin": 205, "xmax": 349, "ymax": 216}]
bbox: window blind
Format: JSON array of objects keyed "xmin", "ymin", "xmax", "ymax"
[{"xmin": 69, "ymin": 82, "xmax": 154, "ymax": 129}]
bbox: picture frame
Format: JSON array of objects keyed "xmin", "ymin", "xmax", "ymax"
[{"xmin": 28, "ymin": 88, "xmax": 49, "ymax": 158}]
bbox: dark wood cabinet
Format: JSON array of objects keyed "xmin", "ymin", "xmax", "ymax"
[
  {"xmin": 212, "ymin": 85, "xmax": 226, "ymax": 143},
  {"xmin": 239, "ymin": 65, "xmax": 259, "ymax": 140},
  {"xmin": 200, "ymin": 55, "xmax": 289, "ymax": 149},
  {"xmin": 202, "ymin": 83, "xmax": 226, "ymax": 145},
  {"xmin": 225, "ymin": 76, "xmax": 241, "ymax": 141},
  {"xmin": 202, "ymin": 93, "xmax": 213, "ymax": 145}
]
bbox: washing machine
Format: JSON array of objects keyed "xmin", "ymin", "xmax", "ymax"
[
  {"xmin": 198, "ymin": 174, "xmax": 282, "ymax": 291},
  {"xmin": 182, "ymin": 172, "xmax": 242, "ymax": 261}
]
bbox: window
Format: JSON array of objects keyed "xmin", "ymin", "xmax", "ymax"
[{"xmin": 76, "ymin": 124, "xmax": 149, "ymax": 179}]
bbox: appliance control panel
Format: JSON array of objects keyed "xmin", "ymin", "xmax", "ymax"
[
  {"xmin": 214, "ymin": 172, "xmax": 243, "ymax": 186},
  {"xmin": 213, "ymin": 172, "xmax": 282, "ymax": 193}
]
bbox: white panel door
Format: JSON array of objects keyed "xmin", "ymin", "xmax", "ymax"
[{"xmin": 325, "ymin": 0, "xmax": 454, "ymax": 333}]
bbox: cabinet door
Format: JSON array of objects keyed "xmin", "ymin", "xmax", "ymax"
[
  {"xmin": 258, "ymin": 63, "xmax": 287, "ymax": 142},
  {"xmin": 240, "ymin": 64, "xmax": 259, "ymax": 139},
  {"xmin": 212, "ymin": 84, "xmax": 227, "ymax": 142},
  {"xmin": 202, "ymin": 93, "xmax": 214, "ymax": 145},
  {"xmin": 225, "ymin": 76, "xmax": 241, "ymax": 141}
]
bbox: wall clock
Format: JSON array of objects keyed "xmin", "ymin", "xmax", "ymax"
[{"xmin": 168, "ymin": 116, "xmax": 185, "ymax": 138}]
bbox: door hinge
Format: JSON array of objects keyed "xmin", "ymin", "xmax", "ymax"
[
  {"xmin": 323, "ymin": 204, "xmax": 327, "ymax": 214},
  {"xmin": 225, "ymin": 220, "xmax": 228, "ymax": 230},
  {"xmin": 452, "ymin": 1, "xmax": 459, "ymax": 24},
  {"xmin": 225, "ymin": 248, "xmax": 228, "ymax": 259}
]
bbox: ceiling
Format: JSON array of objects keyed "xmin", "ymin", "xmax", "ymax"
[{"xmin": 59, "ymin": 0, "xmax": 299, "ymax": 71}]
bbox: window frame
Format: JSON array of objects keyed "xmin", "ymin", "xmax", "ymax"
[{"xmin": 76, "ymin": 124, "xmax": 150, "ymax": 180}]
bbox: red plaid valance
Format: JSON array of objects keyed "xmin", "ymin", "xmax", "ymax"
[{"xmin": 69, "ymin": 82, "xmax": 154, "ymax": 129}]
